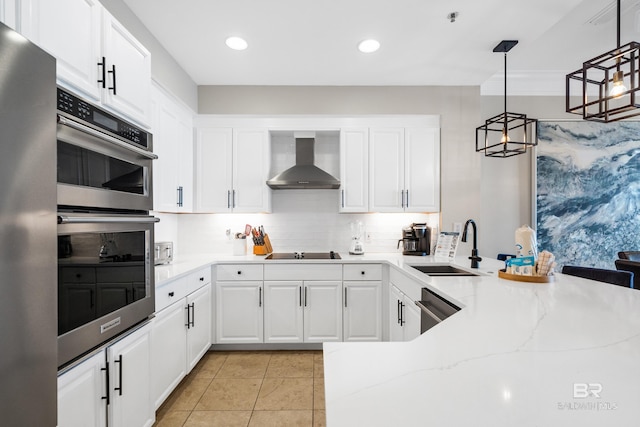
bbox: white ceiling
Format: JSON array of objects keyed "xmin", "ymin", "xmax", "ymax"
[{"xmin": 123, "ymin": 0, "xmax": 640, "ymax": 93}]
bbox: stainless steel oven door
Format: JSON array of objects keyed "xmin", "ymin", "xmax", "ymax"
[
  {"xmin": 56, "ymin": 115, "xmax": 157, "ymax": 212},
  {"xmin": 57, "ymin": 213, "xmax": 158, "ymax": 368}
]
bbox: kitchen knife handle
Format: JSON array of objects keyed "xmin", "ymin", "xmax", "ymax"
[{"xmin": 114, "ymin": 355, "xmax": 123, "ymax": 396}]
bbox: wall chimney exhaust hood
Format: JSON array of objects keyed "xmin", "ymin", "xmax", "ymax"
[{"xmin": 267, "ymin": 137, "xmax": 341, "ymax": 189}]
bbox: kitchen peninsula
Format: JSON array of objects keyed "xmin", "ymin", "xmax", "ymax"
[{"xmin": 155, "ymin": 253, "xmax": 640, "ymax": 426}]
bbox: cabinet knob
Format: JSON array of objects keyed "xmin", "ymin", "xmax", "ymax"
[
  {"xmin": 237, "ymin": 270, "xmax": 242, "ymax": 275},
  {"xmin": 199, "ymin": 277, "xmax": 204, "ymax": 281},
  {"xmin": 361, "ymin": 271, "xmax": 365, "ymax": 275},
  {"xmin": 168, "ymin": 291, "xmax": 174, "ymax": 297}
]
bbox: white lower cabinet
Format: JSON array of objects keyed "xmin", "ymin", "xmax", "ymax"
[
  {"xmin": 151, "ymin": 268, "xmax": 212, "ymax": 410},
  {"xmin": 343, "ymin": 264, "xmax": 382, "ymax": 342},
  {"xmin": 264, "ymin": 280, "xmax": 343, "ymax": 343},
  {"xmin": 57, "ymin": 323, "xmax": 153, "ymax": 427},
  {"xmin": 389, "ymin": 283, "xmax": 421, "ymax": 342},
  {"xmin": 263, "ymin": 264, "xmax": 343, "ymax": 344},
  {"xmin": 215, "ymin": 264, "xmax": 265, "ymax": 344},
  {"xmin": 58, "ymin": 351, "xmax": 106, "ymax": 427}
]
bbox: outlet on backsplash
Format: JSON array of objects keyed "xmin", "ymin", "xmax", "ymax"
[{"xmin": 365, "ymin": 232, "xmax": 372, "ymax": 243}]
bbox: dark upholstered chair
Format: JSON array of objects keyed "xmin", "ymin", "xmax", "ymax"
[
  {"xmin": 561, "ymin": 265, "xmax": 633, "ymax": 288},
  {"xmin": 618, "ymin": 251, "xmax": 640, "ymax": 262},
  {"xmin": 614, "ymin": 259, "xmax": 640, "ymax": 289}
]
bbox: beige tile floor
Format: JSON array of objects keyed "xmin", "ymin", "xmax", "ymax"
[{"xmin": 153, "ymin": 350, "xmax": 326, "ymax": 427}]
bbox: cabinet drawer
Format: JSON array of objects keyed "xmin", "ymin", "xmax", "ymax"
[
  {"xmin": 156, "ymin": 277, "xmax": 187, "ymax": 312},
  {"xmin": 60, "ymin": 267, "xmax": 96, "ymax": 283},
  {"xmin": 343, "ymin": 264, "xmax": 382, "ymax": 281},
  {"xmin": 216, "ymin": 264, "xmax": 263, "ymax": 281},
  {"xmin": 264, "ymin": 264, "xmax": 342, "ymax": 281},
  {"xmin": 186, "ymin": 267, "xmax": 212, "ymax": 294}
]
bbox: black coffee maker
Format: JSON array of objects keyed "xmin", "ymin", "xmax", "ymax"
[{"xmin": 397, "ymin": 223, "xmax": 431, "ymax": 256}]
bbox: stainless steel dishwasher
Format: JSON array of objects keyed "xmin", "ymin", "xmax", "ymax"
[{"xmin": 415, "ymin": 287, "xmax": 461, "ymax": 333}]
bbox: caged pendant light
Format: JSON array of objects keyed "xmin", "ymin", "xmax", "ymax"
[
  {"xmin": 566, "ymin": 0, "xmax": 640, "ymax": 122},
  {"xmin": 476, "ymin": 40, "xmax": 537, "ymax": 158}
]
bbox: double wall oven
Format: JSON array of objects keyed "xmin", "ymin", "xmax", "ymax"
[{"xmin": 56, "ymin": 87, "xmax": 158, "ymax": 368}]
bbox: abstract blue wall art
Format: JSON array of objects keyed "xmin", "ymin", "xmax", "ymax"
[{"xmin": 536, "ymin": 121, "xmax": 640, "ymax": 269}]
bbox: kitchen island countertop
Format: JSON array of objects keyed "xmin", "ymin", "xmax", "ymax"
[
  {"xmin": 324, "ymin": 257, "xmax": 640, "ymax": 426},
  {"xmin": 154, "ymin": 253, "xmax": 640, "ymax": 425}
]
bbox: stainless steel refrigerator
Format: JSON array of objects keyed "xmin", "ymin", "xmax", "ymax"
[{"xmin": 0, "ymin": 21, "xmax": 57, "ymax": 426}]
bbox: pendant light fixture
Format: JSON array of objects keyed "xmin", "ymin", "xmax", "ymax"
[
  {"xmin": 566, "ymin": 0, "xmax": 640, "ymax": 122},
  {"xmin": 476, "ymin": 40, "xmax": 538, "ymax": 158}
]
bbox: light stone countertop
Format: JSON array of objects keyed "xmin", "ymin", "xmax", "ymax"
[
  {"xmin": 323, "ymin": 257, "xmax": 640, "ymax": 427},
  {"xmin": 154, "ymin": 252, "xmax": 640, "ymax": 426}
]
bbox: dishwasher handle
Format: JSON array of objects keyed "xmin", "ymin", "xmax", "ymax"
[{"xmin": 415, "ymin": 300, "xmax": 443, "ymax": 324}]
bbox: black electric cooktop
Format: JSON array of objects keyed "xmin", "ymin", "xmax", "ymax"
[{"xmin": 265, "ymin": 251, "xmax": 341, "ymax": 260}]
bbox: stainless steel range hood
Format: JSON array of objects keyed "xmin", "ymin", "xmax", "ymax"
[{"xmin": 267, "ymin": 137, "xmax": 340, "ymax": 189}]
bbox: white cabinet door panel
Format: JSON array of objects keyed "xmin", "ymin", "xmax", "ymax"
[
  {"xmin": 232, "ymin": 128, "xmax": 270, "ymax": 213},
  {"xmin": 150, "ymin": 301, "xmax": 187, "ymax": 410},
  {"xmin": 304, "ymin": 281, "xmax": 342, "ymax": 343},
  {"xmin": 187, "ymin": 284, "xmax": 212, "ymax": 372},
  {"xmin": 216, "ymin": 282, "xmax": 263, "ymax": 343},
  {"xmin": 405, "ymin": 127, "xmax": 440, "ymax": 212},
  {"xmin": 339, "ymin": 128, "xmax": 368, "ymax": 212},
  {"xmin": 264, "ymin": 281, "xmax": 304, "ymax": 343},
  {"xmin": 57, "ymin": 352, "xmax": 106, "ymax": 427},
  {"xmin": 344, "ymin": 281, "xmax": 382, "ymax": 342},
  {"xmin": 369, "ymin": 128, "xmax": 404, "ymax": 212},
  {"xmin": 195, "ymin": 128, "xmax": 233, "ymax": 212}
]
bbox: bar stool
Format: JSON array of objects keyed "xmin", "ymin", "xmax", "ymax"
[
  {"xmin": 617, "ymin": 251, "xmax": 640, "ymax": 261},
  {"xmin": 614, "ymin": 259, "xmax": 640, "ymax": 289},
  {"xmin": 561, "ymin": 265, "xmax": 633, "ymax": 288}
]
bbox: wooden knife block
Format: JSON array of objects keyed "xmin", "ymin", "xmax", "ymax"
[{"xmin": 253, "ymin": 234, "xmax": 273, "ymax": 255}]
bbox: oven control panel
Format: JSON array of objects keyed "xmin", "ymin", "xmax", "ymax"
[{"xmin": 57, "ymin": 87, "xmax": 149, "ymax": 150}]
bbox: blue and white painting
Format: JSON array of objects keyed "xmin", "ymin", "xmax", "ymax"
[{"xmin": 536, "ymin": 121, "xmax": 640, "ymax": 269}]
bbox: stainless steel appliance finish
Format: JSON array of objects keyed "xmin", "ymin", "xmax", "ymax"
[
  {"xmin": 57, "ymin": 213, "xmax": 158, "ymax": 367},
  {"xmin": 265, "ymin": 251, "xmax": 341, "ymax": 260},
  {"xmin": 415, "ymin": 287, "xmax": 461, "ymax": 333},
  {"xmin": 56, "ymin": 87, "xmax": 156, "ymax": 212},
  {"xmin": 0, "ymin": 22, "xmax": 57, "ymax": 426},
  {"xmin": 266, "ymin": 137, "xmax": 340, "ymax": 189},
  {"xmin": 155, "ymin": 241, "xmax": 174, "ymax": 265}
]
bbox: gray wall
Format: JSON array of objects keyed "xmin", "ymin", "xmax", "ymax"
[{"xmin": 100, "ymin": 0, "xmax": 198, "ymax": 111}]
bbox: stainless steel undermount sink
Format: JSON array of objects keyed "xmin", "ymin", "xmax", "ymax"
[{"xmin": 409, "ymin": 265, "xmax": 479, "ymax": 276}]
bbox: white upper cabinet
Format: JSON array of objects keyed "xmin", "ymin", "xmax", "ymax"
[
  {"xmin": 21, "ymin": 0, "xmax": 151, "ymax": 127},
  {"xmin": 101, "ymin": 10, "xmax": 151, "ymax": 126},
  {"xmin": 151, "ymin": 83, "xmax": 194, "ymax": 212},
  {"xmin": 0, "ymin": 0, "xmax": 20, "ymax": 30},
  {"xmin": 195, "ymin": 127, "xmax": 271, "ymax": 213},
  {"xmin": 404, "ymin": 127, "xmax": 440, "ymax": 212},
  {"xmin": 369, "ymin": 127, "xmax": 440, "ymax": 212},
  {"xmin": 369, "ymin": 128, "xmax": 405, "ymax": 212},
  {"xmin": 339, "ymin": 128, "xmax": 369, "ymax": 213}
]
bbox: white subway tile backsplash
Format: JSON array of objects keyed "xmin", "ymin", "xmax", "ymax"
[{"xmin": 156, "ymin": 190, "xmax": 439, "ymax": 257}]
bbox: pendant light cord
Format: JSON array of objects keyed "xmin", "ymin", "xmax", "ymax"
[
  {"xmin": 503, "ymin": 51, "xmax": 508, "ymax": 140},
  {"xmin": 617, "ymin": 0, "xmax": 621, "ymax": 48}
]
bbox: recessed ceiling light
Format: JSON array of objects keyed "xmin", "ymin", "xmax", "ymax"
[
  {"xmin": 225, "ymin": 36, "xmax": 248, "ymax": 51},
  {"xmin": 358, "ymin": 39, "xmax": 380, "ymax": 53}
]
